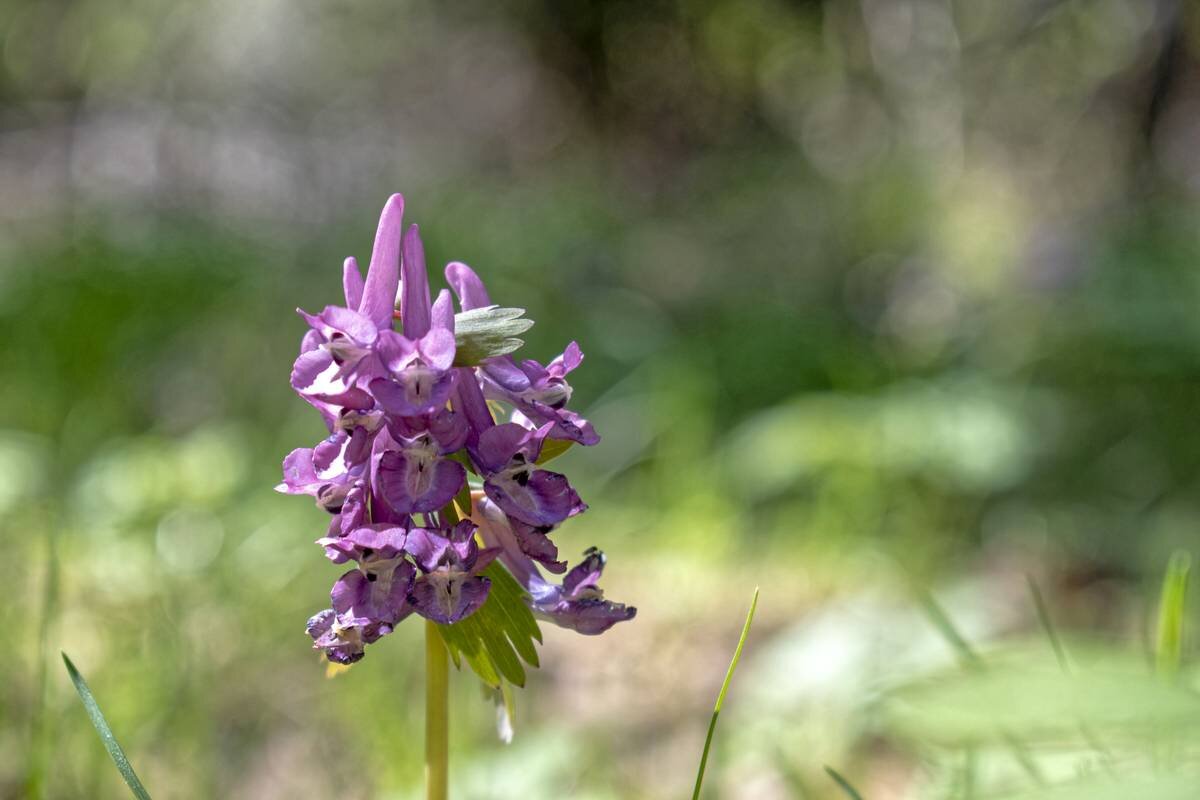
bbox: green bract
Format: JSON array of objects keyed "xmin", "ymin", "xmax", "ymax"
[{"xmin": 452, "ymin": 306, "xmax": 534, "ymax": 366}]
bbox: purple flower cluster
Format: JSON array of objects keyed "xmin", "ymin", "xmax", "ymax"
[{"xmin": 279, "ymin": 195, "xmax": 635, "ymax": 664}]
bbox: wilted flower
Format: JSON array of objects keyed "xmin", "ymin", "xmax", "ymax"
[{"xmin": 279, "ymin": 194, "xmax": 635, "ymax": 665}]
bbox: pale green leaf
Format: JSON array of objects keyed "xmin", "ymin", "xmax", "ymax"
[{"xmin": 453, "ymin": 306, "xmax": 534, "ymax": 366}]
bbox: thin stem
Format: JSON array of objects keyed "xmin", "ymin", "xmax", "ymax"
[
  {"xmin": 691, "ymin": 587, "xmax": 759, "ymax": 800},
  {"xmin": 425, "ymin": 620, "xmax": 450, "ymax": 800}
]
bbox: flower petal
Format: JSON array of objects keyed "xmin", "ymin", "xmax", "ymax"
[
  {"xmin": 278, "ymin": 447, "xmax": 319, "ymax": 493},
  {"xmin": 538, "ymin": 597, "xmax": 636, "ymax": 635},
  {"xmin": 369, "ymin": 370, "xmax": 455, "ymax": 417},
  {"xmin": 452, "ymin": 366, "xmax": 495, "ymax": 445},
  {"xmin": 485, "ymin": 467, "xmax": 584, "ymax": 527},
  {"xmin": 343, "ymin": 256, "xmax": 364, "ymax": 309},
  {"xmin": 409, "ymin": 574, "xmax": 491, "ymax": 624},
  {"xmin": 359, "ymin": 194, "xmax": 404, "ymax": 330},
  {"xmin": 475, "ymin": 423, "xmax": 534, "ymax": 473},
  {"xmin": 401, "ymin": 224, "xmax": 431, "ymax": 339},
  {"xmin": 431, "ymin": 288, "xmax": 455, "ymax": 333},
  {"xmin": 376, "ymin": 450, "xmax": 466, "ymax": 514},
  {"xmin": 481, "ymin": 358, "xmax": 532, "ymax": 393},
  {"xmin": 510, "ymin": 521, "xmax": 566, "ymax": 573},
  {"xmin": 555, "ymin": 341, "xmax": 584, "ymax": 374},
  {"xmin": 444, "ymin": 261, "xmax": 492, "ymax": 311},
  {"xmin": 298, "ymin": 305, "xmax": 378, "ymax": 345},
  {"xmin": 562, "ymin": 548, "xmax": 605, "ymax": 596},
  {"xmin": 420, "ymin": 328, "xmax": 457, "ymax": 372},
  {"xmin": 290, "ymin": 350, "xmax": 374, "ymax": 410},
  {"xmin": 344, "ymin": 524, "xmax": 409, "ymax": 555}
]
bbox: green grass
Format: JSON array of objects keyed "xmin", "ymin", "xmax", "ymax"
[
  {"xmin": 62, "ymin": 653, "xmax": 152, "ymax": 800},
  {"xmin": 691, "ymin": 587, "xmax": 759, "ymax": 800}
]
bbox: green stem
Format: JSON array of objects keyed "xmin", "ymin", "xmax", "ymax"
[
  {"xmin": 691, "ymin": 587, "xmax": 759, "ymax": 800},
  {"xmin": 425, "ymin": 620, "xmax": 449, "ymax": 800}
]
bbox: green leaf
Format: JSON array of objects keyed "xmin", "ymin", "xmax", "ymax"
[
  {"xmin": 436, "ymin": 561, "xmax": 542, "ymax": 689},
  {"xmin": 466, "ymin": 612, "xmax": 527, "ymax": 687},
  {"xmin": 1156, "ymin": 550, "xmax": 1191, "ymax": 682},
  {"xmin": 692, "ymin": 587, "xmax": 759, "ymax": 800},
  {"xmin": 453, "ymin": 306, "xmax": 534, "ymax": 366},
  {"xmin": 439, "ymin": 622, "xmax": 501, "ymax": 687},
  {"xmin": 485, "ymin": 561, "xmax": 543, "ymax": 665},
  {"xmin": 61, "ymin": 652, "xmax": 153, "ymax": 800}
]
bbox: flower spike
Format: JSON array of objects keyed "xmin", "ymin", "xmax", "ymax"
[{"xmin": 282, "ymin": 194, "xmax": 633, "ymax": 669}]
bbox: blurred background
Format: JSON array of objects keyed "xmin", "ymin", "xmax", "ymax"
[{"xmin": 4, "ymin": 0, "xmax": 1200, "ymax": 797}]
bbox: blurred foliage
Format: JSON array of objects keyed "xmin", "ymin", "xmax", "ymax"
[
  {"xmin": 4, "ymin": 0, "xmax": 1200, "ymax": 797},
  {"xmin": 879, "ymin": 552, "xmax": 1199, "ymax": 798}
]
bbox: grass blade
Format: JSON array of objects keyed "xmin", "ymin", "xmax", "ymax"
[
  {"xmin": 1156, "ymin": 551, "xmax": 1191, "ymax": 682},
  {"xmin": 61, "ymin": 653, "xmax": 152, "ymax": 800},
  {"xmin": 918, "ymin": 591, "xmax": 981, "ymax": 670},
  {"xmin": 824, "ymin": 765, "xmax": 865, "ymax": 800},
  {"xmin": 1025, "ymin": 576, "xmax": 1069, "ymax": 673},
  {"xmin": 691, "ymin": 586, "xmax": 759, "ymax": 800}
]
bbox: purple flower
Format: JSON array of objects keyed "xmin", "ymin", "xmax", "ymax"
[
  {"xmin": 325, "ymin": 526, "xmax": 416, "ymax": 627},
  {"xmin": 307, "ymin": 526, "xmax": 414, "ymax": 663},
  {"xmin": 306, "ymin": 609, "xmax": 391, "ymax": 665},
  {"xmin": 372, "ymin": 411, "xmax": 468, "ymax": 515},
  {"xmin": 406, "ymin": 520, "xmax": 499, "ymax": 624},
  {"xmin": 289, "ymin": 347, "xmax": 377, "ymax": 432},
  {"xmin": 276, "ymin": 427, "xmax": 372, "ymax": 513},
  {"xmin": 536, "ymin": 548, "xmax": 636, "ymax": 635},
  {"xmin": 325, "ymin": 482, "xmax": 368, "ymax": 537},
  {"xmin": 368, "ymin": 228, "xmax": 457, "ymax": 416},
  {"xmin": 298, "ymin": 305, "xmax": 380, "ymax": 365},
  {"xmin": 472, "ymin": 496, "xmax": 635, "ymax": 635},
  {"xmin": 480, "ymin": 343, "xmax": 599, "ymax": 446},
  {"xmin": 368, "ymin": 327, "xmax": 456, "ymax": 416},
  {"xmin": 475, "ymin": 422, "xmax": 586, "ymax": 528}
]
